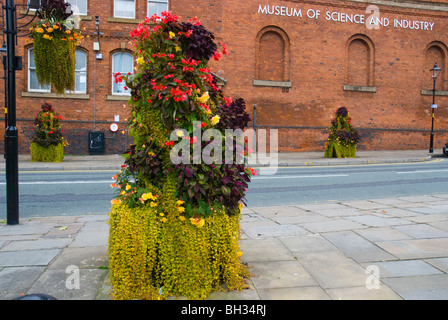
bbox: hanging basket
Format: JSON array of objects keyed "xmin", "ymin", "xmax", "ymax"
[{"xmin": 30, "ymin": 21, "xmax": 83, "ymax": 94}]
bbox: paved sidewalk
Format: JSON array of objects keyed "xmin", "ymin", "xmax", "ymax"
[
  {"xmin": 1, "ymin": 194, "xmax": 448, "ymax": 300},
  {"xmin": 0, "ymin": 149, "xmax": 447, "ymax": 300},
  {"xmin": 0, "ymin": 149, "xmax": 443, "ymax": 171}
]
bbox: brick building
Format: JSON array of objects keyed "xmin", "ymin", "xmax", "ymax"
[{"xmin": 1, "ymin": 0, "xmax": 448, "ymax": 154}]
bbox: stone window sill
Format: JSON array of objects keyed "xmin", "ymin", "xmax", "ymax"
[
  {"xmin": 421, "ymin": 89, "xmax": 448, "ymax": 96},
  {"xmin": 253, "ymin": 79, "xmax": 292, "ymax": 88},
  {"xmin": 343, "ymin": 85, "xmax": 377, "ymax": 93},
  {"xmin": 106, "ymin": 94, "xmax": 131, "ymax": 101},
  {"xmin": 22, "ymin": 91, "xmax": 90, "ymax": 99},
  {"xmin": 107, "ymin": 17, "xmax": 142, "ymax": 24}
]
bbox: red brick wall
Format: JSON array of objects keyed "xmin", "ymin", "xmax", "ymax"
[{"xmin": 2, "ymin": 0, "xmax": 448, "ymax": 154}]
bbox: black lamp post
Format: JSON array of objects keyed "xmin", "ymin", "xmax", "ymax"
[
  {"xmin": 4, "ymin": 0, "xmax": 19, "ymax": 225},
  {"xmin": 429, "ymin": 62, "xmax": 442, "ymax": 154}
]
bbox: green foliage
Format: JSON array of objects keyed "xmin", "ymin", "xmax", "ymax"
[
  {"xmin": 324, "ymin": 107, "xmax": 361, "ymax": 158},
  {"xmin": 30, "ymin": 142, "xmax": 64, "ymax": 162},
  {"xmin": 31, "ymin": 102, "xmax": 67, "ymax": 147},
  {"xmin": 108, "ymin": 204, "xmax": 249, "ymax": 300},
  {"xmin": 30, "ymin": 4, "xmax": 83, "ymax": 94},
  {"xmin": 108, "ymin": 11, "xmax": 252, "ymax": 300}
]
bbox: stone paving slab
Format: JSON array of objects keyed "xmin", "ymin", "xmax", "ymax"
[
  {"xmin": 322, "ymin": 231, "xmax": 396, "ymax": 263},
  {"xmin": 376, "ymin": 238, "xmax": 448, "ymax": 259},
  {"xmin": 1, "ymin": 192, "xmax": 448, "ymax": 300},
  {"xmin": 381, "ymin": 274, "xmax": 448, "ymax": 300}
]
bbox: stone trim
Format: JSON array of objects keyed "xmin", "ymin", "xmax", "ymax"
[
  {"xmin": 22, "ymin": 91, "xmax": 90, "ymax": 100},
  {"xmin": 421, "ymin": 89, "xmax": 448, "ymax": 96},
  {"xmin": 253, "ymin": 79, "xmax": 292, "ymax": 88},
  {"xmin": 343, "ymin": 85, "xmax": 377, "ymax": 93},
  {"xmin": 343, "ymin": 0, "xmax": 448, "ymax": 12}
]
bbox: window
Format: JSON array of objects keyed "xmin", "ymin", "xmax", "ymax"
[
  {"xmin": 112, "ymin": 52, "xmax": 133, "ymax": 95},
  {"xmin": 148, "ymin": 0, "xmax": 168, "ymax": 17},
  {"xmin": 73, "ymin": 49, "xmax": 87, "ymax": 93},
  {"xmin": 424, "ymin": 42, "xmax": 447, "ymax": 91},
  {"xmin": 29, "ymin": 48, "xmax": 87, "ymax": 94},
  {"xmin": 254, "ymin": 26, "xmax": 291, "ymax": 87},
  {"xmin": 345, "ymin": 34, "xmax": 375, "ymax": 88},
  {"xmin": 114, "ymin": 0, "xmax": 135, "ymax": 19},
  {"xmin": 28, "ymin": 0, "xmax": 41, "ymax": 10},
  {"xmin": 67, "ymin": 0, "xmax": 87, "ymax": 16},
  {"xmin": 28, "ymin": 48, "xmax": 51, "ymax": 92}
]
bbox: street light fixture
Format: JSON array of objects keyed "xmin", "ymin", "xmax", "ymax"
[{"xmin": 429, "ymin": 62, "xmax": 442, "ymax": 154}]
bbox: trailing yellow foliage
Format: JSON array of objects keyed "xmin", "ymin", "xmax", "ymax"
[
  {"xmin": 108, "ymin": 203, "xmax": 249, "ymax": 300},
  {"xmin": 30, "ymin": 142, "xmax": 64, "ymax": 162}
]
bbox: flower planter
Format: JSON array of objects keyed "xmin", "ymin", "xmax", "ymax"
[
  {"xmin": 29, "ymin": 0, "xmax": 83, "ymax": 94},
  {"xmin": 324, "ymin": 142, "xmax": 356, "ymax": 158},
  {"xmin": 108, "ymin": 12, "xmax": 253, "ymax": 300},
  {"xmin": 30, "ymin": 142, "xmax": 64, "ymax": 162},
  {"xmin": 108, "ymin": 203, "xmax": 248, "ymax": 300},
  {"xmin": 324, "ymin": 107, "xmax": 360, "ymax": 158}
]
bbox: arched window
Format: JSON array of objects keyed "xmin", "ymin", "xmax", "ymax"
[
  {"xmin": 345, "ymin": 34, "xmax": 375, "ymax": 88},
  {"xmin": 112, "ymin": 51, "xmax": 133, "ymax": 95},
  {"xmin": 255, "ymin": 26, "xmax": 290, "ymax": 83},
  {"xmin": 346, "ymin": 35, "xmax": 375, "ymax": 86},
  {"xmin": 424, "ymin": 42, "xmax": 447, "ymax": 91}
]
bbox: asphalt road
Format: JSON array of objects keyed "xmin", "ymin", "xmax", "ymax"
[{"xmin": 0, "ymin": 158, "xmax": 447, "ymax": 219}]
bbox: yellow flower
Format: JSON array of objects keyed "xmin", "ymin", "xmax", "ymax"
[
  {"xmin": 237, "ymin": 251, "xmax": 243, "ymax": 258},
  {"xmin": 150, "ymin": 201, "xmax": 157, "ymax": 207},
  {"xmin": 169, "ymin": 31, "xmax": 175, "ymax": 39},
  {"xmin": 176, "ymin": 200, "xmax": 184, "ymax": 206},
  {"xmin": 175, "ymin": 46, "xmax": 181, "ymax": 52},
  {"xmin": 176, "ymin": 130, "xmax": 184, "ymax": 138},
  {"xmin": 198, "ymin": 92, "xmax": 209, "ymax": 104},
  {"xmin": 46, "ymin": 27, "xmax": 54, "ymax": 32},
  {"xmin": 141, "ymin": 193, "xmax": 153, "ymax": 201},
  {"xmin": 178, "ymin": 216, "xmax": 185, "ymax": 221},
  {"xmin": 161, "ymin": 217, "xmax": 167, "ymax": 223},
  {"xmin": 190, "ymin": 217, "xmax": 205, "ymax": 228},
  {"xmin": 148, "ymin": 151, "xmax": 155, "ymax": 156},
  {"xmin": 178, "ymin": 206, "xmax": 185, "ymax": 213},
  {"xmin": 34, "ymin": 27, "xmax": 44, "ymax": 33},
  {"xmin": 211, "ymin": 115, "xmax": 220, "ymax": 126},
  {"xmin": 136, "ymin": 57, "xmax": 145, "ymax": 65},
  {"xmin": 53, "ymin": 25, "xmax": 59, "ymax": 29},
  {"xmin": 42, "ymin": 34, "xmax": 52, "ymax": 40},
  {"xmin": 159, "ymin": 212, "xmax": 164, "ymax": 217},
  {"xmin": 110, "ymin": 199, "xmax": 121, "ymax": 205},
  {"xmin": 125, "ymin": 184, "xmax": 131, "ymax": 191}
]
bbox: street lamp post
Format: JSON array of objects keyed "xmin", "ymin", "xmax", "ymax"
[
  {"xmin": 4, "ymin": 0, "xmax": 19, "ymax": 225},
  {"xmin": 429, "ymin": 62, "xmax": 442, "ymax": 154}
]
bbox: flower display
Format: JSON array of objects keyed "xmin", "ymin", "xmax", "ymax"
[
  {"xmin": 108, "ymin": 11, "xmax": 251, "ymax": 300},
  {"xmin": 29, "ymin": 0, "xmax": 84, "ymax": 94},
  {"xmin": 30, "ymin": 102, "xmax": 68, "ymax": 162},
  {"xmin": 324, "ymin": 107, "xmax": 361, "ymax": 158}
]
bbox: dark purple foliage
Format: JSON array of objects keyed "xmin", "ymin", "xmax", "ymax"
[
  {"xmin": 38, "ymin": 0, "xmax": 73, "ymax": 21},
  {"xmin": 180, "ymin": 22, "xmax": 217, "ymax": 61}
]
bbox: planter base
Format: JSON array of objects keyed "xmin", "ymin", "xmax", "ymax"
[
  {"xmin": 324, "ymin": 143, "xmax": 357, "ymax": 158},
  {"xmin": 30, "ymin": 143, "xmax": 64, "ymax": 162},
  {"xmin": 108, "ymin": 204, "xmax": 249, "ymax": 300}
]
